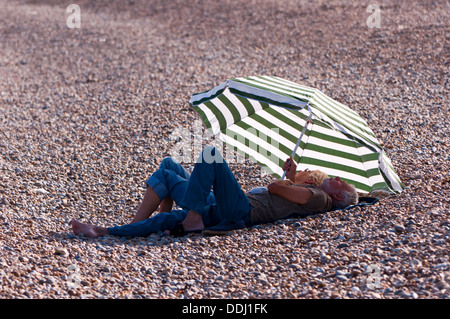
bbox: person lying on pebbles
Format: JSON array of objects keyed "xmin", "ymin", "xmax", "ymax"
[{"xmin": 71, "ymin": 146, "xmax": 358, "ymax": 237}]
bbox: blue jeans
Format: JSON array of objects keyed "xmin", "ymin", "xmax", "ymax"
[
  {"xmin": 180, "ymin": 146, "xmax": 253, "ymax": 226},
  {"xmin": 108, "ymin": 157, "xmax": 218, "ymax": 237}
]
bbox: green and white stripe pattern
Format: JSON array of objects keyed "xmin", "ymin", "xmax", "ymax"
[{"xmin": 190, "ymin": 76, "xmax": 403, "ymax": 194}]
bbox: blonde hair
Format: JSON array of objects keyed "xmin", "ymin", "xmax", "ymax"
[{"xmin": 307, "ymin": 170, "xmax": 328, "ymax": 186}]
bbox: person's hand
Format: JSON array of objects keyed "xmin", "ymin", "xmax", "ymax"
[{"xmin": 282, "ymin": 156, "xmax": 296, "ymax": 181}]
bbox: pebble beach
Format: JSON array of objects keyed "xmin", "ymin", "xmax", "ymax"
[{"xmin": 0, "ymin": 0, "xmax": 448, "ymax": 301}]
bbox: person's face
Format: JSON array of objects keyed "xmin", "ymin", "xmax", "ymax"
[{"xmin": 321, "ymin": 176, "xmax": 352, "ymax": 194}]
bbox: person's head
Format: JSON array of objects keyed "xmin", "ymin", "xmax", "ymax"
[
  {"xmin": 295, "ymin": 169, "xmax": 328, "ymax": 186},
  {"xmin": 319, "ymin": 176, "xmax": 358, "ymax": 209}
]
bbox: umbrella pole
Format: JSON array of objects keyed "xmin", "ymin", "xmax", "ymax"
[{"xmin": 281, "ymin": 111, "xmax": 313, "ymax": 180}]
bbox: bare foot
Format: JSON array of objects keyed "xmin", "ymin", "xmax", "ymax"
[
  {"xmin": 71, "ymin": 218, "xmax": 109, "ymax": 238},
  {"xmin": 181, "ymin": 211, "xmax": 205, "ymax": 232}
]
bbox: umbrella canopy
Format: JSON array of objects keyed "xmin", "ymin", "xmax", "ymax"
[{"xmin": 190, "ymin": 75, "xmax": 403, "ymax": 194}]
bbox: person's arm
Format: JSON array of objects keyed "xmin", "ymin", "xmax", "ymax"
[{"xmin": 267, "ymin": 181, "xmax": 313, "ymax": 205}]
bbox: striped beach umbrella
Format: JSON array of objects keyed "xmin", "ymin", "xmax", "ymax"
[{"xmin": 190, "ymin": 76, "xmax": 403, "ymax": 194}]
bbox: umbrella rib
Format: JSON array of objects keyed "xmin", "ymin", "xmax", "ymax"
[{"xmin": 281, "ymin": 108, "xmax": 312, "ymax": 179}]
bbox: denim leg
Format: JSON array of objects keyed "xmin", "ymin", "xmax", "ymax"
[
  {"xmin": 180, "ymin": 146, "xmax": 251, "ymax": 224},
  {"xmin": 146, "ymin": 169, "xmax": 190, "ymax": 205},
  {"xmin": 108, "ymin": 210, "xmax": 188, "ymax": 237},
  {"xmin": 145, "ymin": 160, "xmax": 217, "ymax": 225},
  {"xmin": 158, "ymin": 157, "xmax": 191, "ymax": 179}
]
